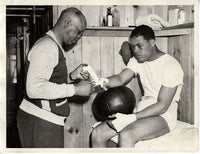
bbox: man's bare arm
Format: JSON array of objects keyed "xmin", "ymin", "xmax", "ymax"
[
  {"xmin": 136, "ymin": 85, "xmax": 178, "ymax": 119},
  {"xmin": 107, "ymin": 68, "xmax": 135, "ymax": 88}
]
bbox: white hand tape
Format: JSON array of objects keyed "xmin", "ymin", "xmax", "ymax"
[{"xmin": 83, "ymin": 65, "xmax": 100, "ymax": 85}]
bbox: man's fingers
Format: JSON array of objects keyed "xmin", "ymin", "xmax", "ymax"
[
  {"xmin": 81, "ymin": 63, "xmax": 88, "ymax": 67},
  {"xmin": 108, "ymin": 114, "xmax": 116, "ymax": 118}
]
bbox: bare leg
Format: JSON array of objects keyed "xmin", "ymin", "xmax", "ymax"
[
  {"xmin": 119, "ymin": 116, "xmax": 170, "ymax": 147},
  {"xmin": 91, "ymin": 121, "xmax": 118, "ymax": 147}
]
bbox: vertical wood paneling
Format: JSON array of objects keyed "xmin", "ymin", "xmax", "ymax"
[
  {"xmin": 82, "ymin": 6, "xmax": 101, "ymax": 27},
  {"xmin": 100, "ymin": 37, "xmax": 114, "ymax": 77},
  {"xmin": 180, "ymin": 33, "xmax": 194, "ymax": 124},
  {"xmin": 156, "ymin": 38, "xmax": 168, "ymax": 53},
  {"xmin": 124, "ymin": 6, "xmax": 134, "ymax": 27},
  {"xmin": 64, "ymin": 40, "xmax": 84, "ymax": 148},
  {"xmin": 82, "ymin": 37, "xmax": 101, "ymax": 147},
  {"xmin": 190, "ymin": 29, "xmax": 194, "ymax": 124},
  {"xmin": 52, "ymin": 6, "xmax": 58, "ymax": 26},
  {"xmin": 168, "ymin": 36, "xmax": 183, "ymax": 121},
  {"xmin": 57, "ymin": 5, "xmax": 67, "ymax": 17},
  {"xmin": 153, "ymin": 6, "xmax": 168, "ymax": 21},
  {"xmin": 184, "ymin": 5, "xmax": 194, "ymax": 23},
  {"xmin": 114, "ymin": 37, "xmax": 127, "ymax": 74},
  {"xmin": 82, "ymin": 37, "xmax": 101, "ymax": 76},
  {"xmin": 168, "ymin": 36, "xmax": 181, "ymax": 62},
  {"xmin": 168, "ymin": 32, "xmax": 194, "ymax": 124},
  {"xmin": 118, "ymin": 6, "xmax": 126, "ymax": 27}
]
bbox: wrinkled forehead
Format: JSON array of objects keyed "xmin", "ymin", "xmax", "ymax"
[{"xmin": 130, "ymin": 36, "xmax": 147, "ymax": 45}]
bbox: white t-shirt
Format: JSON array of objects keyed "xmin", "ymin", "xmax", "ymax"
[{"xmin": 127, "ymin": 54, "xmax": 184, "ymax": 102}]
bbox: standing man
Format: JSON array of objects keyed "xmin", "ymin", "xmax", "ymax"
[
  {"xmin": 91, "ymin": 25, "xmax": 184, "ymax": 147},
  {"xmin": 17, "ymin": 7, "xmax": 91, "ymax": 148}
]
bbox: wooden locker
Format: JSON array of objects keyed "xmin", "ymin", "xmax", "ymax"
[
  {"xmin": 64, "ymin": 40, "xmax": 84, "ymax": 148},
  {"xmin": 82, "ymin": 36, "xmax": 101, "ymax": 147},
  {"xmin": 168, "ymin": 29, "xmax": 194, "ymax": 124}
]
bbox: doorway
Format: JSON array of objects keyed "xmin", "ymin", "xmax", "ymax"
[{"xmin": 6, "ymin": 5, "xmax": 53, "ymax": 147}]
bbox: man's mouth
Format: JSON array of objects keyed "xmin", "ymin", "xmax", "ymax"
[{"xmin": 136, "ymin": 55, "xmax": 142, "ymax": 59}]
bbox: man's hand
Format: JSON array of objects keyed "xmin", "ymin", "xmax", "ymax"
[
  {"xmin": 111, "ymin": 113, "xmax": 137, "ymax": 132},
  {"xmin": 70, "ymin": 64, "xmax": 89, "ymax": 81},
  {"xmin": 92, "ymin": 78, "xmax": 109, "ymax": 92},
  {"xmin": 74, "ymin": 80, "xmax": 93, "ymax": 96},
  {"xmin": 99, "ymin": 78, "xmax": 109, "ymax": 90}
]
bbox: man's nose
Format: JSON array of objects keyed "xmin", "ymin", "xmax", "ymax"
[{"xmin": 134, "ymin": 46, "xmax": 140, "ymax": 53}]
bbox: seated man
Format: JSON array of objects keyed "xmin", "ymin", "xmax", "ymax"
[{"xmin": 90, "ymin": 25, "xmax": 184, "ymax": 148}]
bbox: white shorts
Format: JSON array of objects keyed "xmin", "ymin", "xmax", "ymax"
[{"xmin": 136, "ymin": 96, "xmax": 178, "ymax": 131}]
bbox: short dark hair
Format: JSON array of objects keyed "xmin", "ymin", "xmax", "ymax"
[{"xmin": 130, "ymin": 25, "xmax": 155, "ymax": 41}]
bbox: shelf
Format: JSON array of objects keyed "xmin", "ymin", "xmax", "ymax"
[
  {"xmin": 83, "ymin": 22, "xmax": 193, "ymax": 37},
  {"xmin": 162, "ymin": 22, "xmax": 194, "ymax": 30}
]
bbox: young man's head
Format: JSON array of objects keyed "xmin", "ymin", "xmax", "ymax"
[
  {"xmin": 53, "ymin": 7, "xmax": 87, "ymax": 51},
  {"xmin": 129, "ymin": 25, "xmax": 158, "ymax": 63}
]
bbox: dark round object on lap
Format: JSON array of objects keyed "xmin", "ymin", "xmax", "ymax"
[{"xmin": 92, "ymin": 86, "xmax": 136, "ymax": 121}]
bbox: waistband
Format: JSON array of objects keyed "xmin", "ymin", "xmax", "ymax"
[{"xmin": 19, "ymin": 99, "xmax": 66, "ymax": 126}]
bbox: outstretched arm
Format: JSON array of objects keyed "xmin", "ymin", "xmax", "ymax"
[{"xmin": 106, "ymin": 68, "xmax": 135, "ymax": 88}]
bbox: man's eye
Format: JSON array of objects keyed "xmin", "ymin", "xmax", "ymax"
[
  {"xmin": 138, "ymin": 45, "xmax": 142, "ymax": 49},
  {"xmin": 130, "ymin": 45, "xmax": 135, "ymax": 49}
]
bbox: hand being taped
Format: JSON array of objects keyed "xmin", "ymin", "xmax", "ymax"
[{"xmin": 92, "ymin": 78, "xmax": 109, "ymax": 92}]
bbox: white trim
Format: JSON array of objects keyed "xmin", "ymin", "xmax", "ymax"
[
  {"xmin": 46, "ymin": 30, "xmax": 66, "ymax": 56},
  {"xmin": 41, "ymin": 100, "xmax": 51, "ymax": 111},
  {"xmin": 20, "ymin": 99, "xmax": 66, "ymax": 126},
  {"xmin": 56, "ymin": 98, "xmax": 67, "ymax": 107}
]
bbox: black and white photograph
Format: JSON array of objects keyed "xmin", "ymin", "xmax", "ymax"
[{"xmin": 0, "ymin": 0, "xmax": 199, "ymax": 153}]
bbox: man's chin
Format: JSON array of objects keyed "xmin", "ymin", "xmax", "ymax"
[
  {"xmin": 136, "ymin": 58, "xmax": 145, "ymax": 63},
  {"xmin": 64, "ymin": 43, "xmax": 77, "ymax": 51}
]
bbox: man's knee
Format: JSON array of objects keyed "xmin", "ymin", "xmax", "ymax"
[
  {"xmin": 90, "ymin": 122, "xmax": 118, "ymax": 147},
  {"xmin": 91, "ymin": 127, "xmax": 105, "ymax": 144},
  {"xmin": 119, "ymin": 124, "xmax": 139, "ymax": 147},
  {"xmin": 90, "ymin": 123, "xmax": 109, "ymax": 145}
]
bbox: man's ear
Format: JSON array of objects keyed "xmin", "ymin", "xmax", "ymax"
[
  {"xmin": 149, "ymin": 39, "xmax": 156, "ymax": 47},
  {"xmin": 64, "ymin": 16, "xmax": 72, "ymax": 28}
]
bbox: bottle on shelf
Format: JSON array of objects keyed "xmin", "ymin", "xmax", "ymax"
[
  {"xmin": 177, "ymin": 5, "xmax": 186, "ymax": 25},
  {"xmin": 112, "ymin": 5, "xmax": 120, "ymax": 27},
  {"xmin": 107, "ymin": 7, "xmax": 113, "ymax": 27}
]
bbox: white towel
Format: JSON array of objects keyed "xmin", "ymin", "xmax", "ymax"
[{"xmin": 136, "ymin": 14, "xmax": 164, "ymax": 30}]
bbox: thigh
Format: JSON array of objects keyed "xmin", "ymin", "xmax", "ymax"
[
  {"xmin": 92, "ymin": 121, "xmax": 118, "ymax": 141},
  {"xmin": 33, "ymin": 117, "xmax": 64, "ymax": 148},
  {"xmin": 120, "ymin": 116, "xmax": 170, "ymax": 143},
  {"xmin": 17, "ymin": 109, "xmax": 64, "ymax": 148}
]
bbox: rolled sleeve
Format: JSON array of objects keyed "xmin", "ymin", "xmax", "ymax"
[
  {"xmin": 162, "ymin": 63, "xmax": 184, "ymax": 88},
  {"xmin": 126, "ymin": 57, "xmax": 140, "ymax": 74}
]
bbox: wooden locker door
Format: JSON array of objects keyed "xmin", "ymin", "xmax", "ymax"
[
  {"xmin": 179, "ymin": 30, "xmax": 194, "ymax": 124},
  {"xmin": 82, "ymin": 36, "xmax": 101, "ymax": 147},
  {"xmin": 168, "ymin": 29, "xmax": 194, "ymax": 124},
  {"xmin": 64, "ymin": 40, "xmax": 84, "ymax": 148},
  {"xmin": 100, "ymin": 37, "xmax": 115, "ymax": 77}
]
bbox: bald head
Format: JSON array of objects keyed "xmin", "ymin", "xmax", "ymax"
[{"xmin": 56, "ymin": 7, "xmax": 87, "ymax": 28}]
